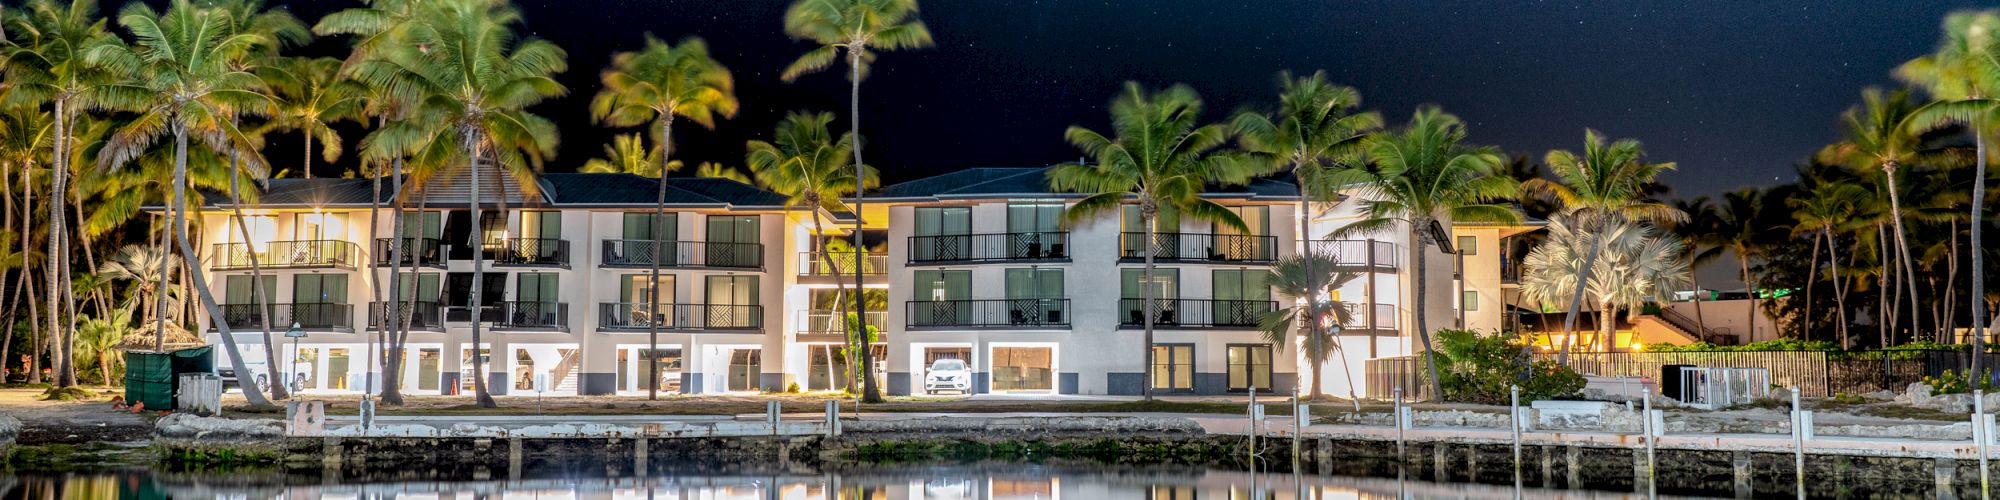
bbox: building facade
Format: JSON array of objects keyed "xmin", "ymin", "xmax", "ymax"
[{"xmin": 184, "ymin": 166, "xmax": 1533, "ymax": 398}]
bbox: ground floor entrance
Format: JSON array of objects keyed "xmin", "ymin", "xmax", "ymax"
[
  {"xmin": 988, "ymin": 344, "xmax": 1055, "ymax": 393},
  {"xmin": 615, "ymin": 345, "xmax": 684, "ymax": 394}
]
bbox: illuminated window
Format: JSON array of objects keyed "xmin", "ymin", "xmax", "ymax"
[{"xmin": 1457, "ymin": 235, "xmax": 1476, "ymax": 255}]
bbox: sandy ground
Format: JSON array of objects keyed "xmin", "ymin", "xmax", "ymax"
[{"xmin": 0, "ymin": 388, "xmax": 153, "ymax": 445}]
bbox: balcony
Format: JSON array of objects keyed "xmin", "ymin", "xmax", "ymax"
[
  {"xmin": 368, "ymin": 301, "xmax": 445, "ymax": 332},
  {"xmin": 1500, "ymin": 256, "xmax": 1521, "ymax": 285},
  {"xmin": 1308, "ymin": 240, "xmax": 1401, "ymax": 270},
  {"xmin": 216, "ymin": 303, "xmax": 354, "ymax": 332},
  {"xmin": 1117, "ymin": 298, "xmax": 1276, "ymax": 329},
  {"xmin": 212, "ymin": 240, "xmax": 361, "ymax": 270},
  {"xmin": 375, "ymin": 238, "xmax": 447, "ymax": 268},
  {"xmin": 601, "ymin": 240, "xmax": 764, "ymax": 270},
  {"xmin": 797, "ymin": 310, "xmax": 889, "ymax": 337},
  {"xmin": 908, "ymin": 232, "xmax": 1070, "ymax": 264},
  {"xmin": 905, "ymin": 299, "xmax": 1071, "ymax": 329},
  {"xmin": 494, "ymin": 301, "xmax": 568, "ymax": 330},
  {"xmin": 1337, "ymin": 303, "xmax": 1400, "ymax": 332},
  {"xmin": 797, "ymin": 251, "xmax": 887, "ymax": 276},
  {"xmin": 1119, "ymin": 233, "xmax": 1275, "ymax": 264},
  {"xmin": 488, "ymin": 238, "xmax": 570, "ymax": 267},
  {"xmin": 597, "ymin": 303, "xmax": 763, "ymax": 332}
]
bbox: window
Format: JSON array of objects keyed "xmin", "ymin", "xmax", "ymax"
[
  {"xmin": 1121, "ymin": 205, "xmax": 1181, "ymax": 233},
  {"xmin": 1121, "ymin": 268, "xmax": 1180, "ymax": 325},
  {"xmin": 1213, "ymin": 206, "xmax": 1270, "ymax": 260},
  {"xmin": 1228, "ymin": 344, "xmax": 1273, "ymax": 391},
  {"xmin": 1463, "ymin": 290, "xmax": 1480, "ymax": 312},
  {"xmin": 293, "ymin": 274, "xmax": 348, "ymax": 304},
  {"xmin": 623, "ymin": 212, "xmax": 677, "ymax": 241},
  {"xmin": 520, "ymin": 211, "xmax": 561, "ymax": 239},
  {"xmin": 392, "ymin": 272, "xmax": 442, "ymax": 303},
  {"xmin": 1213, "ymin": 270, "xmax": 1272, "ymax": 326},
  {"xmin": 620, "ymin": 274, "xmax": 675, "ymax": 305},
  {"xmin": 705, "ymin": 275, "xmax": 759, "ymax": 328},
  {"xmin": 913, "ymin": 207, "xmax": 972, "ymax": 262},
  {"xmin": 1457, "ymin": 235, "xmax": 1477, "ymax": 256},
  {"xmin": 1213, "ymin": 206, "xmax": 1270, "ymax": 236},
  {"xmin": 225, "ymin": 215, "xmax": 277, "ymax": 250},
  {"xmin": 1005, "ymin": 268, "xmax": 1065, "ymax": 326},
  {"xmin": 516, "ymin": 273, "xmax": 559, "ymax": 303},
  {"xmin": 705, "ymin": 215, "xmax": 759, "ymax": 266},
  {"xmin": 295, "ymin": 212, "xmax": 346, "ymax": 240},
  {"xmin": 1006, "ymin": 202, "xmax": 1064, "ymax": 233},
  {"xmin": 913, "ymin": 207, "xmax": 971, "ymax": 236},
  {"xmin": 223, "ymin": 275, "xmax": 276, "ymax": 305},
  {"xmin": 911, "ymin": 270, "xmax": 972, "ymax": 326},
  {"xmin": 399, "ymin": 211, "xmax": 443, "ymax": 239},
  {"xmin": 1151, "ymin": 344, "xmax": 1194, "ymax": 392}
]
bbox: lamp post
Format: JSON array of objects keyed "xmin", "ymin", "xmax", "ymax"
[{"xmin": 284, "ymin": 322, "xmax": 306, "ymax": 393}]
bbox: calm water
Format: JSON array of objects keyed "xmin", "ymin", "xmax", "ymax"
[{"xmin": 0, "ymin": 461, "xmax": 1962, "ymax": 499}]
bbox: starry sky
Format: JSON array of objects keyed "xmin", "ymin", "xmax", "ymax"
[{"xmin": 272, "ymin": 0, "xmax": 1984, "ymax": 198}]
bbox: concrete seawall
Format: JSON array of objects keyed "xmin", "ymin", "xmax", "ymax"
[{"xmin": 0, "ymin": 415, "xmax": 18, "ymax": 459}]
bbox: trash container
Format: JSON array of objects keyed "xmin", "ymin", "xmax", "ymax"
[{"xmin": 124, "ymin": 346, "xmax": 215, "ymax": 410}]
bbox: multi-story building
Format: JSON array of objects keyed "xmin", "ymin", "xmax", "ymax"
[{"xmin": 182, "ymin": 165, "xmax": 1535, "ymax": 398}]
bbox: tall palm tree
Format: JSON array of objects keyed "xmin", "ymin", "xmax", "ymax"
[
  {"xmin": 1522, "ymin": 217, "xmax": 1689, "ymax": 350},
  {"xmin": 1818, "ymin": 88, "xmax": 1938, "ymax": 343},
  {"xmin": 1050, "ymin": 82, "xmax": 1266, "ymax": 401},
  {"xmin": 1899, "ymin": 9, "xmax": 2000, "ymax": 367},
  {"xmin": 1791, "ymin": 182, "xmax": 1867, "ymax": 347},
  {"xmin": 781, "ymin": 0, "xmax": 931, "ymax": 403},
  {"xmin": 88, "ymin": 0, "xmax": 279, "ymax": 407},
  {"xmin": 1257, "ymin": 253, "xmax": 1362, "ymax": 400},
  {"xmin": 1325, "ymin": 106, "xmax": 1518, "ymax": 401},
  {"xmin": 0, "ymin": 105, "xmax": 50, "ymax": 384},
  {"xmin": 592, "ymin": 33, "xmax": 737, "ymax": 400},
  {"xmin": 1524, "ymin": 130, "xmax": 1680, "ymax": 363},
  {"xmin": 1714, "ymin": 188, "xmax": 1768, "ymax": 343},
  {"xmin": 695, "ymin": 162, "xmax": 751, "ymax": 185},
  {"xmin": 746, "ymin": 111, "xmax": 876, "ymax": 394},
  {"xmin": 1232, "ymin": 70, "xmax": 1380, "ymax": 399},
  {"xmin": 1667, "ymin": 197, "xmax": 1724, "ymax": 339},
  {"xmin": 259, "ymin": 56, "xmax": 361, "ymax": 179},
  {"xmin": 579, "ymin": 133, "xmax": 668, "ymax": 175},
  {"xmin": 348, "ymin": 0, "xmax": 566, "ymax": 407}
]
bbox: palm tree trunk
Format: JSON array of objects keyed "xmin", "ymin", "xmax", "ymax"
[
  {"xmin": 49, "ymin": 98, "xmax": 71, "ymax": 388},
  {"xmin": 383, "ymin": 152, "xmax": 408, "ymax": 406},
  {"xmin": 366, "ymin": 163, "xmax": 385, "ymax": 397},
  {"xmin": 1690, "ymin": 256, "xmax": 1708, "ymax": 339},
  {"xmin": 1142, "ymin": 206, "xmax": 1158, "ymax": 401},
  {"xmin": 1741, "ymin": 249, "xmax": 1756, "ymax": 342},
  {"xmin": 152, "ymin": 160, "xmax": 167, "ymax": 353},
  {"xmin": 1297, "ymin": 177, "xmax": 1326, "ymax": 400},
  {"xmin": 850, "ymin": 48, "xmax": 882, "ymax": 404},
  {"xmin": 1826, "ymin": 229, "xmax": 1851, "ymax": 349},
  {"xmin": 393, "ymin": 187, "xmax": 428, "ymax": 402},
  {"xmin": 1948, "ymin": 221, "xmax": 1960, "ymax": 342},
  {"xmin": 647, "ymin": 116, "xmax": 674, "ymax": 399},
  {"xmin": 1557, "ymin": 217, "xmax": 1606, "ymax": 365},
  {"xmin": 227, "ymin": 150, "xmax": 288, "ymax": 400},
  {"xmin": 1804, "ymin": 228, "xmax": 1821, "ymax": 340},
  {"xmin": 169, "ymin": 123, "xmax": 271, "ymax": 407},
  {"xmin": 1412, "ymin": 222, "xmax": 1445, "ymax": 401},
  {"xmin": 303, "ymin": 128, "xmax": 313, "ymax": 180},
  {"xmin": 1883, "ymin": 163, "xmax": 1924, "ymax": 341},
  {"xmin": 808, "ymin": 195, "xmax": 853, "ymax": 394},
  {"xmin": 466, "ymin": 133, "xmax": 497, "ymax": 408},
  {"xmin": 1971, "ymin": 121, "xmax": 1988, "ymax": 374},
  {"xmin": 1, "ymin": 159, "xmax": 14, "ymax": 381}
]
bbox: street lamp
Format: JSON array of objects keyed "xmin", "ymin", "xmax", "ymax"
[{"xmin": 285, "ymin": 322, "xmax": 306, "ymax": 392}]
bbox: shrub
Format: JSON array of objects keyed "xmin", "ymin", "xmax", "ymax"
[
  {"xmin": 1924, "ymin": 368, "xmax": 1997, "ymax": 395},
  {"xmin": 1434, "ymin": 329, "xmax": 1585, "ymax": 404}
]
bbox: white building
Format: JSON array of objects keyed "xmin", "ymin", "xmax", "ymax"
[{"xmin": 179, "ymin": 165, "xmax": 1533, "ymax": 398}]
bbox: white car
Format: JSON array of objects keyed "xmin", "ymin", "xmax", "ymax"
[{"xmin": 924, "ymin": 358, "xmax": 972, "ymax": 394}]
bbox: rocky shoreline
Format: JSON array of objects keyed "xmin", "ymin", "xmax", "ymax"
[{"xmin": 0, "ymin": 416, "xmax": 19, "ymax": 459}]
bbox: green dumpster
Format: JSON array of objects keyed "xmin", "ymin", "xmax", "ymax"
[{"xmin": 123, "ymin": 346, "xmax": 214, "ymax": 410}]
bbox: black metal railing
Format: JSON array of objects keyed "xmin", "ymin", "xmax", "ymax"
[
  {"xmin": 908, "ymin": 232, "xmax": 1071, "ymax": 263},
  {"xmin": 1117, "ymin": 298, "xmax": 1276, "ymax": 328},
  {"xmin": 1308, "ymin": 240, "xmax": 1401, "ymax": 269},
  {"xmin": 905, "ymin": 299, "xmax": 1071, "ymax": 329},
  {"xmin": 217, "ymin": 303, "xmax": 354, "ymax": 331},
  {"xmin": 1119, "ymin": 232, "xmax": 1276, "ymax": 263},
  {"xmin": 488, "ymin": 238, "xmax": 570, "ymax": 267},
  {"xmin": 1339, "ymin": 303, "xmax": 1400, "ymax": 331},
  {"xmin": 375, "ymin": 238, "xmax": 447, "ymax": 267},
  {"xmin": 212, "ymin": 240, "xmax": 361, "ymax": 270},
  {"xmin": 598, "ymin": 303, "xmax": 763, "ymax": 331},
  {"xmin": 1500, "ymin": 255, "xmax": 1521, "ymax": 284},
  {"xmin": 367, "ymin": 301, "xmax": 444, "ymax": 331},
  {"xmin": 600, "ymin": 240, "xmax": 764, "ymax": 269},
  {"xmin": 494, "ymin": 301, "xmax": 568, "ymax": 330},
  {"xmin": 797, "ymin": 310, "xmax": 889, "ymax": 335},
  {"xmin": 797, "ymin": 251, "xmax": 887, "ymax": 276}
]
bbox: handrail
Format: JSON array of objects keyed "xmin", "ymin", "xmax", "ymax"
[
  {"xmin": 601, "ymin": 240, "xmax": 764, "ymax": 269},
  {"xmin": 495, "ymin": 301, "xmax": 568, "ymax": 330},
  {"xmin": 1120, "ymin": 232, "xmax": 1277, "ymax": 263},
  {"xmin": 598, "ymin": 302, "xmax": 763, "ymax": 331},
  {"xmin": 489, "ymin": 238, "xmax": 571, "ymax": 267},
  {"xmin": 797, "ymin": 251, "xmax": 886, "ymax": 276},
  {"xmin": 368, "ymin": 301, "xmax": 444, "ymax": 331},
  {"xmin": 905, "ymin": 299, "xmax": 1071, "ymax": 329},
  {"xmin": 375, "ymin": 238, "xmax": 447, "ymax": 267},
  {"xmin": 217, "ymin": 303, "xmax": 354, "ymax": 331},
  {"xmin": 908, "ymin": 232, "xmax": 1070, "ymax": 263},
  {"xmin": 1116, "ymin": 298, "xmax": 1276, "ymax": 328},
  {"xmin": 212, "ymin": 240, "xmax": 361, "ymax": 270}
]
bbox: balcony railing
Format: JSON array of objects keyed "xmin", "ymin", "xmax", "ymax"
[
  {"xmin": 485, "ymin": 238, "xmax": 570, "ymax": 267},
  {"xmin": 1337, "ymin": 303, "xmax": 1400, "ymax": 331},
  {"xmin": 217, "ymin": 303, "xmax": 353, "ymax": 332},
  {"xmin": 1117, "ymin": 298, "xmax": 1276, "ymax": 328},
  {"xmin": 495, "ymin": 301, "xmax": 568, "ymax": 330},
  {"xmin": 598, "ymin": 303, "xmax": 763, "ymax": 331},
  {"xmin": 368, "ymin": 301, "xmax": 445, "ymax": 331},
  {"xmin": 1308, "ymin": 240, "xmax": 1401, "ymax": 269},
  {"xmin": 1119, "ymin": 232, "xmax": 1276, "ymax": 263},
  {"xmin": 797, "ymin": 251, "xmax": 887, "ymax": 276},
  {"xmin": 905, "ymin": 299, "xmax": 1071, "ymax": 329},
  {"xmin": 797, "ymin": 310, "xmax": 889, "ymax": 336},
  {"xmin": 908, "ymin": 232, "xmax": 1070, "ymax": 264},
  {"xmin": 212, "ymin": 240, "xmax": 361, "ymax": 270},
  {"xmin": 375, "ymin": 238, "xmax": 447, "ymax": 268},
  {"xmin": 1500, "ymin": 256, "xmax": 1521, "ymax": 284},
  {"xmin": 601, "ymin": 240, "xmax": 764, "ymax": 269}
]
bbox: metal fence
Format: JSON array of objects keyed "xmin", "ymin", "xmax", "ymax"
[{"xmin": 1364, "ymin": 349, "xmax": 2000, "ymax": 401}]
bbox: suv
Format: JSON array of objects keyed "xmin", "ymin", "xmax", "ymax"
[{"xmin": 923, "ymin": 358, "xmax": 972, "ymax": 394}]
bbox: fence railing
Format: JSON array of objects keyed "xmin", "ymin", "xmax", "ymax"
[
  {"xmin": 1363, "ymin": 349, "xmax": 2000, "ymax": 401},
  {"xmin": 1308, "ymin": 240, "xmax": 1400, "ymax": 269},
  {"xmin": 598, "ymin": 303, "xmax": 763, "ymax": 331},
  {"xmin": 489, "ymin": 238, "xmax": 570, "ymax": 267},
  {"xmin": 798, "ymin": 310, "xmax": 889, "ymax": 335},
  {"xmin": 375, "ymin": 238, "xmax": 447, "ymax": 267},
  {"xmin": 797, "ymin": 251, "xmax": 887, "ymax": 276},
  {"xmin": 1120, "ymin": 232, "xmax": 1276, "ymax": 263},
  {"xmin": 905, "ymin": 299, "xmax": 1071, "ymax": 329},
  {"xmin": 212, "ymin": 240, "xmax": 361, "ymax": 270},
  {"xmin": 908, "ymin": 232, "xmax": 1071, "ymax": 263},
  {"xmin": 1117, "ymin": 298, "xmax": 1275, "ymax": 328},
  {"xmin": 1340, "ymin": 303, "xmax": 1400, "ymax": 331},
  {"xmin": 367, "ymin": 301, "xmax": 444, "ymax": 331},
  {"xmin": 494, "ymin": 301, "xmax": 568, "ymax": 330},
  {"xmin": 217, "ymin": 303, "xmax": 354, "ymax": 332},
  {"xmin": 601, "ymin": 240, "xmax": 764, "ymax": 269}
]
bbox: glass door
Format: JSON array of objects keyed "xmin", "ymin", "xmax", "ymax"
[
  {"xmin": 912, "ymin": 270, "xmax": 971, "ymax": 326},
  {"xmin": 292, "ymin": 274, "xmax": 348, "ymax": 328},
  {"xmin": 1150, "ymin": 344, "xmax": 1194, "ymax": 392},
  {"xmin": 705, "ymin": 215, "xmax": 759, "ymax": 267},
  {"xmin": 1121, "ymin": 269, "xmax": 1179, "ymax": 326},
  {"xmin": 1213, "ymin": 269, "xmax": 1271, "ymax": 326},
  {"xmin": 619, "ymin": 274, "xmax": 675, "ymax": 327},
  {"xmin": 913, "ymin": 207, "xmax": 971, "ymax": 261},
  {"xmin": 1004, "ymin": 268, "xmax": 1063, "ymax": 326},
  {"xmin": 704, "ymin": 275, "xmax": 758, "ymax": 328},
  {"xmin": 623, "ymin": 212, "xmax": 678, "ymax": 265}
]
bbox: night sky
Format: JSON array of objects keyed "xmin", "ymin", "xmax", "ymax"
[{"xmin": 269, "ymin": 0, "xmax": 1984, "ymax": 198}]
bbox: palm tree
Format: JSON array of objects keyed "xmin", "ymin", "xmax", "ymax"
[
  {"xmin": 74, "ymin": 306, "xmax": 132, "ymax": 385},
  {"xmin": 1791, "ymin": 182, "xmax": 1867, "ymax": 347},
  {"xmin": 1232, "ymin": 70, "xmax": 1380, "ymax": 399},
  {"xmin": 592, "ymin": 33, "xmax": 737, "ymax": 400},
  {"xmin": 781, "ymin": 0, "xmax": 931, "ymax": 403},
  {"xmin": 1714, "ymin": 188, "xmax": 1768, "ymax": 343},
  {"xmin": 746, "ymin": 111, "xmax": 877, "ymax": 394},
  {"xmin": 1818, "ymin": 88, "xmax": 1937, "ymax": 343},
  {"xmin": 88, "ymin": 0, "xmax": 278, "ymax": 406},
  {"xmin": 0, "ymin": 105, "xmax": 50, "ymax": 384},
  {"xmin": 1325, "ymin": 106, "xmax": 1518, "ymax": 401},
  {"xmin": 1899, "ymin": 9, "xmax": 2000, "ymax": 367},
  {"xmin": 1667, "ymin": 197, "xmax": 1723, "ymax": 340},
  {"xmin": 259, "ymin": 56, "xmax": 361, "ymax": 179},
  {"xmin": 1522, "ymin": 217, "xmax": 1689, "ymax": 350},
  {"xmin": 1524, "ymin": 130, "xmax": 1680, "ymax": 363},
  {"xmin": 348, "ymin": 0, "xmax": 566, "ymax": 407},
  {"xmin": 1257, "ymin": 253, "xmax": 1362, "ymax": 400},
  {"xmin": 1049, "ymin": 82, "xmax": 1266, "ymax": 401},
  {"xmin": 695, "ymin": 162, "xmax": 751, "ymax": 184},
  {"xmin": 579, "ymin": 133, "xmax": 669, "ymax": 175}
]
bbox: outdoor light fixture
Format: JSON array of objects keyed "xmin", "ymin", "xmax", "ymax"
[{"xmin": 286, "ymin": 322, "xmax": 306, "ymax": 392}]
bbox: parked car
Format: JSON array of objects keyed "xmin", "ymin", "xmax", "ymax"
[
  {"xmin": 218, "ymin": 362, "xmax": 270, "ymax": 393},
  {"xmin": 924, "ymin": 358, "xmax": 972, "ymax": 394}
]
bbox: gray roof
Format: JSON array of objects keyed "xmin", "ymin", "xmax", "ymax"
[
  {"xmin": 870, "ymin": 166, "xmax": 1299, "ymax": 202},
  {"xmin": 195, "ymin": 173, "xmax": 788, "ymax": 210}
]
